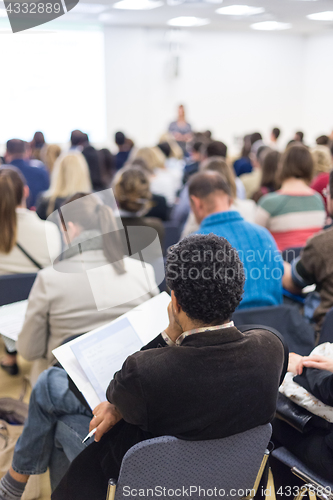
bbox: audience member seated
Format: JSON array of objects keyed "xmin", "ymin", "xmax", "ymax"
[
  {"xmin": 113, "ymin": 166, "xmax": 165, "ymax": 248},
  {"xmin": 0, "ymin": 168, "xmax": 61, "ymax": 276},
  {"xmin": 182, "ymin": 157, "xmax": 256, "ymax": 236},
  {"xmin": 283, "ymin": 170, "xmax": 333, "ymax": 332},
  {"xmin": 0, "ymin": 234, "xmax": 286, "ymax": 500},
  {"xmin": 36, "ymin": 152, "xmax": 92, "ymax": 220},
  {"xmin": 0, "ymin": 167, "xmax": 61, "ymax": 375},
  {"xmin": 255, "ymin": 144, "xmax": 326, "ymax": 251},
  {"xmin": 205, "ymin": 140, "xmax": 245, "ymax": 199},
  {"xmin": 98, "ymin": 148, "xmax": 116, "ymax": 189},
  {"xmin": 240, "ymin": 138, "xmax": 268, "ymax": 199},
  {"xmin": 16, "ymin": 192, "xmax": 159, "ymax": 383},
  {"xmin": 252, "ymin": 150, "xmax": 280, "ymax": 203},
  {"xmin": 168, "ymin": 104, "xmax": 192, "ymax": 152},
  {"xmin": 233, "ymin": 134, "xmax": 252, "ymax": 177},
  {"xmin": 5, "ymin": 139, "xmax": 49, "ymax": 209},
  {"xmin": 129, "ymin": 158, "xmax": 169, "ymax": 221},
  {"xmin": 182, "ymin": 140, "xmax": 206, "ymax": 184},
  {"xmin": 294, "ymin": 130, "xmax": 305, "ymax": 143},
  {"xmin": 310, "ymin": 145, "xmax": 332, "ymax": 210},
  {"xmin": 316, "ymin": 135, "xmax": 330, "ymax": 146},
  {"xmin": 188, "ymin": 171, "xmax": 284, "ymax": 309},
  {"xmin": 269, "ymin": 127, "xmax": 281, "ymax": 150},
  {"xmin": 40, "ymin": 144, "xmax": 62, "ymax": 174},
  {"xmin": 206, "ymin": 140, "xmax": 228, "ymax": 159},
  {"xmin": 81, "ymin": 134, "xmax": 105, "ymax": 191},
  {"xmin": 272, "ymin": 350, "xmax": 333, "ymax": 483},
  {"xmin": 115, "ymin": 131, "xmax": 132, "ymax": 171},
  {"xmin": 134, "ymin": 147, "xmax": 181, "ymax": 207},
  {"xmin": 30, "ymin": 131, "xmax": 46, "ymax": 161},
  {"xmin": 69, "ymin": 129, "xmax": 86, "ymax": 151}
]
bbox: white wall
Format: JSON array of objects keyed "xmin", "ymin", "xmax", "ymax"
[
  {"xmin": 303, "ymin": 33, "xmax": 333, "ymax": 143},
  {"xmin": 104, "ymin": 27, "xmax": 306, "ymax": 153}
]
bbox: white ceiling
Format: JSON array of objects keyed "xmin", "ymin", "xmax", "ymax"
[{"xmin": 64, "ymin": 0, "xmax": 333, "ymax": 34}]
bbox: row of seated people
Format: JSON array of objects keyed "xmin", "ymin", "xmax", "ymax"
[
  {"xmin": 0, "ymin": 130, "xmax": 332, "ymax": 496},
  {"xmin": 0, "ymin": 156, "xmax": 333, "ymax": 374},
  {"xmin": 0, "ymin": 230, "xmax": 332, "ymax": 499}
]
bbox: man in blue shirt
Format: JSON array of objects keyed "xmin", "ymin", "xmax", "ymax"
[
  {"xmin": 188, "ymin": 171, "xmax": 283, "ymax": 309},
  {"xmin": 5, "ymin": 139, "xmax": 49, "ymax": 209}
]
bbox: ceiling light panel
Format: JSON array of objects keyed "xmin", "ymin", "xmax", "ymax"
[
  {"xmin": 113, "ymin": 0, "xmax": 164, "ymax": 10},
  {"xmin": 71, "ymin": 3, "xmax": 109, "ymax": 14},
  {"xmin": 167, "ymin": 16, "xmax": 211, "ymax": 26},
  {"xmin": 216, "ymin": 5, "xmax": 265, "ymax": 16},
  {"xmin": 307, "ymin": 11, "xmax": 333, "ymax": 21},
  {"xmin": 250, "ymin": 21, "xmax": 292, "ymax": 30}
]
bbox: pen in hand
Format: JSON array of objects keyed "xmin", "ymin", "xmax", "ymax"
[{"xmin": 82, "ymin": 428, "xmax": 97, "ymax": 444}]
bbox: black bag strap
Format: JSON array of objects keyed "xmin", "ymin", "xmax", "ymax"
[{"xmin": 16, "ymin": 243, "xmax": 43, "ymax": 270}]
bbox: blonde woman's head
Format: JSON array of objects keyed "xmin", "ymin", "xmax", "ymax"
[
  {"xmin": 48, "ymin": 152, "xmax": 92, "ymax": 199},
  {"xmin": 133, "ymin": 147, "xmax": 166, "ymax": 173},
  {"xmin": 113, "ymin": 167, "xmax": 152, "ymax": 214},
  {"xmin": 200, "ymin": 156, "xmax": 237, "ymax": 199},
  {"xmin": 311, "ymin": 146, "xmax": 332, "ymax": 175},
  {"xmin": 41, "ymin": 144, "xmax": 62, "ymax": 173}
]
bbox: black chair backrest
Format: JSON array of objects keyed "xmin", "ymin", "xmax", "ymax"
[
  {"xmin": 0, "ymin": 273, "xmax": 37, "ymax": 306},
  {"xmin": 162, "ymin": 222, "xmax": 182, "ymax": 256},
  {"xmin": 318, "ymin": 306, "xmax": 333, "ymax": 345},
  {"xmin": 282, "ymin": 247, "xmax": 303, "ymax": 263},
  {"xmin": 232, "ymin": 304, "xmax": 315, "ymax": 356}
]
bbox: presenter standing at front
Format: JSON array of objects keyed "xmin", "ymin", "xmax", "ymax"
[{"xmin": 168, "ymin": 104, "xmax": 193, "ymax": 153}]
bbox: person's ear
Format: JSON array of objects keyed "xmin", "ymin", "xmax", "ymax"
[
  {"xmin": 23, "ymin": 185, "xmax": 29, "ymax": 203},
  {"xmin": 190, "ymin": 195, "xmax": 200, "ymax": 212},
  {"xmin": 171, "ymin": 290, "xmax": 182, "ymax": 314}
]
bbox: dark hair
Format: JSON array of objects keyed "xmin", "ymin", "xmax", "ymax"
[
  {"xmin": 206, "ymin": 141, "xmax": 228, "ymax": 159},
  {"xmin": 330, "ymin": 170, "xmax": 333, "ymax": 199},
  {"xmin": 61, "ymin": 192, "xmax": 126, "ymax": 275},
  {"xmin": 115, "ymin": 132, "xmax": 126, "ymax": 146},
  {"xmin": 166, "ymin": 234, "xmax": 245, "ymax": 325},
  {"xmin": 189, "ymin": 171, "xmax": 231, "ymax": 199},
  {"xmin": 192, "ymin": 141, "xmax": 205, "ymax": 153},
  {"xmin": 250, "ymin": 132, "xmax": 262, "ymax": 145},
  {"xmin": 32, "ymin": 131, "xmax": 45, "ymax": 149},
  {"xmin": 157, "ymin": 142, "xmax": 171, "ymax": 158},
  {"xmin": 316, "ymin": 135, "xmax": 330, "ymax": 146},
  {"xmin": 280, "ymin": 144, "xmax": 314, "ymax": 184},
  {"xmin": 0, "ymin": 167, "xmax": 25, "ymax": 254},
  {"xmin": 241, "ymin": 135, "xmax": 251, "ymax": 158},
  {"xmin": 98, "ymin": 148, "xmax": 115, "ymax": 187},
  {"xmin": 70, "ymin": 130, "xmax": 85, "ymax": 147},
  {"xmin": 6, "ymin": 139, "xmax": 25, "ymax": 156},
  {"xmin": 295, "ymin": 131, "xmax": 304, "ymax": 142},
  {"xmin": 272, "ymin": 128, "xmax": 281, "ymax": 140},
  {"xmin": 253, "ymin": 150, "xmax": 280, "ymax": 202}
]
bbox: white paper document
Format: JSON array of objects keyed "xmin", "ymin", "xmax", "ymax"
[
  {"xmin": 53, "ymin": 292, "xmax": 170, "ymax": 410},
  {"xmin": 0, "ymin": 300, "xmax": 28, "ymax": 341}
]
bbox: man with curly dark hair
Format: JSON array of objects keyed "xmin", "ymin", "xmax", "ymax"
[
  {"xmin": 165, "ymin": 233, "xmax": 245, "ymax": 325},
  {"xmin": 49, "ymin": 234, "xmax": 287, "ymax": 500}
]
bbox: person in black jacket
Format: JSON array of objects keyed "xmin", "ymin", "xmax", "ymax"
[
  {"xmin": 52, "ymin": 234, "xmax": 285, "ymax": 500},
  {"xmin": 272, "ymin": 351, "xmax": 333, "ymax": 482},
  {"xmin": 0, "ymin": 234, "xmax": 286, "ymax": 500}
]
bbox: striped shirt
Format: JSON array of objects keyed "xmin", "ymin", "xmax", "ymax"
[{"xmin": 255, "ymin": 190, "xmax": 326, "ymax": 251}]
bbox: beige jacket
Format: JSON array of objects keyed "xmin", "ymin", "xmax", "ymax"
[
  {"xmin": 0, "ymin": 208, "xmax": 61, "ymax": 275},
  {"xmin": 16, "ymin": 249, "xmax": 159, "ymax": 383}
]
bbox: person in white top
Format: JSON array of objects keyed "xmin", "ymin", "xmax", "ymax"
[
  {"xmin": 0, "ymin": 167, "xmax": 61, "ymax": 375},
  {"xmin": 16, "ymin": 192, "xmax": 159, "ymax": 383},
  {"xmin": 0, "ymin": 167, "xmax": 61, "ymax": 275}
]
